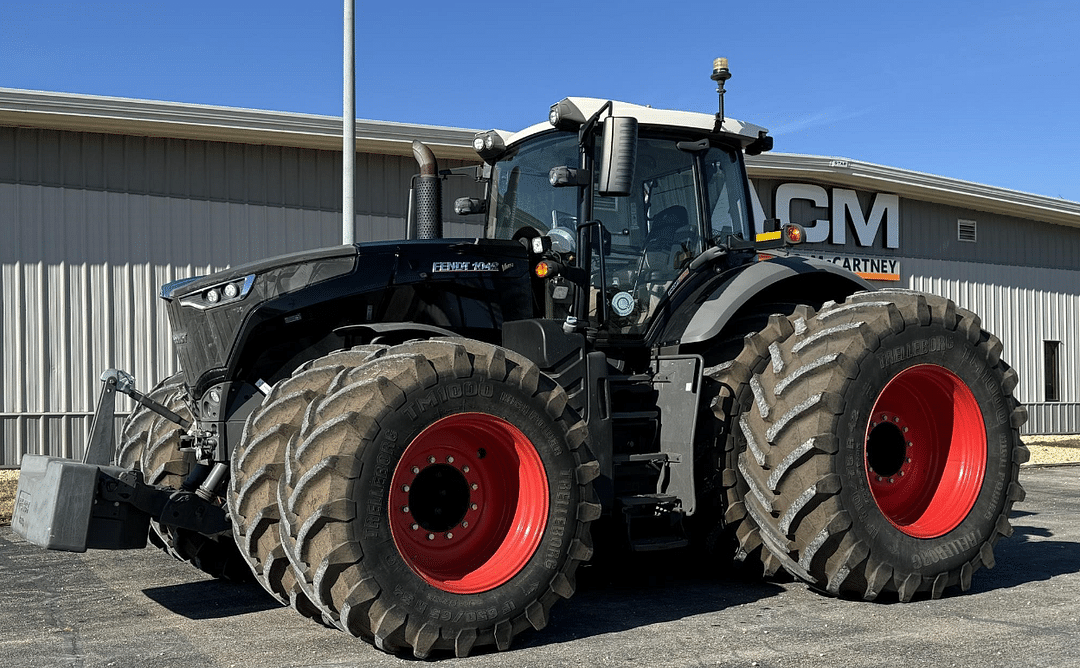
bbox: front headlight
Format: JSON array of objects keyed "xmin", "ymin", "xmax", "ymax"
[{"xmin": 177, "ymin": 274, "xmax": 256, "ymax": 310}]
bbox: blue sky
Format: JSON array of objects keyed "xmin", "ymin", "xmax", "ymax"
[{"xmin": 2, "ymin": 0, "xmax": 1078, "ymax": 201}]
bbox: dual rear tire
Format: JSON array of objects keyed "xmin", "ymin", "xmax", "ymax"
[{"xmin": 720, "ymin": 290, "xmax": 1028, "ymax": 600}]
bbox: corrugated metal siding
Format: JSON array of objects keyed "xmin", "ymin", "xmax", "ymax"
[
  {"xmin": 907, "ymin": 258, "xmax": 1080, "ymax": 434},
  {"xmin": 1, "ymin": 126, "xmax": 480, "ymax": 466}
]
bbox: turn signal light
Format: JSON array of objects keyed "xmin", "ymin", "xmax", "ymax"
[
  {"xmin": 534, "ymin": 260, "xmax": 561, "ymax": 278},
  {"xmin": 784, "ymin": 223, "xmax": 806, "ymax": 244}
]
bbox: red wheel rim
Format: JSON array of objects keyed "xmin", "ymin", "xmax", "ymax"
[
  {"xmin": 864, "ymin": 364, "xmax": 986, "ymax": 539},
  {"xmin": 388, "ymin": 413, "xmax": 549, "ymax": 594}
]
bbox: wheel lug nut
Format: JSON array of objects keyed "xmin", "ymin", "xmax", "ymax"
[
  {"xmin": 402, "ymin": 506, "xmax": 410, "ymax": 513},
  {"xmin": 461, "ymin": 521, "xmax": 469, "ymax": 528},
  {"xmin": 446, "ymin": 455, "xmax": 454, "ymax": 463},
  {"xmin": 471, "ymin": 483, "xmax": 478, "ymax": 490},
  {"xmin": 411, "ymin": 466, "xmax": 420, "ymax": 474},
  {"xmin": 445, "ymin": 532, "xmax": 454, "ymax": 539},
  {"xmin": 411, "ymin": 523, "xmax": 419, "ymax": 530},
  {"xmin": 428, "ymin": 456, "xmax": 436, "ymax": 464},
  {"xmin": 427, "ymin": 533, "xmax": 435, "ymax": 541},
  {"xmin": 471, "ymin": 503, "xmax": 478, "ymax": 511},
  {"xmin": 403, "ymin": 484, "xmax": 410, "ymax": 492},
  {"xmin": 462, "ymin": 465, "xmax": 470, "ymax": 473}
]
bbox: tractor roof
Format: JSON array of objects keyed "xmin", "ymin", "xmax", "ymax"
[{"xmin": 496, "ymin": 97, "xmax": 770, "ymax": 151}]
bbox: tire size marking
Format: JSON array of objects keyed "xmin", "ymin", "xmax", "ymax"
[
  {"xmin": 393, "ymin": 585, "xmax": 514, "ymax": 622},
  {"xmin": 983, "ymin": 433, "xmax": 1011, "ymax": 521},
  {"xmin": 497, "ymin": 392, "xmax": 563, "ymax": 456},
  {"xmin": 843, "ymin": 407, "xmax": 862, "ymax": 479},
  {"xmin": 878, "ymin": 336, "xmax": 953, "ymax": 368}
]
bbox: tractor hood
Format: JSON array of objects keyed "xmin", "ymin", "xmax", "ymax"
[{"xmin": 160, "ymin": 244, "xmax": 360, "ymax": 306}]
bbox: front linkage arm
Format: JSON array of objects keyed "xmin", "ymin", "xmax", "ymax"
[{"xmin": 83, "ymin": 369, "xmax": 194, "ymax": 466}]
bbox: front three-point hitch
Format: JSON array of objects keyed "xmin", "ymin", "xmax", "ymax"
[{"xmin": 12, "ymin": 369, "xmax": 229, "ymax": 552}]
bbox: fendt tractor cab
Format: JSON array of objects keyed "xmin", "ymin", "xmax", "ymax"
[{"xmin": 14, "ymin": 60, "xmax": 1027, "ymax": 659}]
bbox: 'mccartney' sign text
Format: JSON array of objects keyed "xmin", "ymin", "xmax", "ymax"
[
  {"xmin": 793, "ymin": 252, "xmax": 901, "ymax": 282},
  {"xmin": 751, "ymin": 182, "xmax": 900, "ymax": 249}
]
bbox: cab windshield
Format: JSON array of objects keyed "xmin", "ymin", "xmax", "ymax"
[{"xmin": 488, "ymin": 130, "xmax": 750, "ymax": 335}]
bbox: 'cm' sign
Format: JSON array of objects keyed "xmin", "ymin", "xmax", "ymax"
[{"xmin": 751, "ymin": 183, "xmax": 900, "ymax": 249}]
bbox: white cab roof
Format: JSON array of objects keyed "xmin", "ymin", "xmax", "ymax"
[{"xmin": 496, "ymin": 97, "xmax": 769, "ymax": 149}]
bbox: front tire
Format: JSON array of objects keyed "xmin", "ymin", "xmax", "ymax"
[
  {"xmin": 278, "ymin": 338, "xmax": 599, "ymax": 658},
  {"xmin": 117, "ymin": 372, "xmax": 250, "ymax": 580},
  {"xmin": 737, "ymin": 290, "xmax": 1029, "ymax": 601}
]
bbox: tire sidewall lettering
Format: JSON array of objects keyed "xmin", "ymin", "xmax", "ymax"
[
  {"xmin": 838, "ymin": 324, "xmax": 1012, "ymax": 574},
  {"xmin": 353, "ymin": 375, "xmax": 579, "ymax": 629}
]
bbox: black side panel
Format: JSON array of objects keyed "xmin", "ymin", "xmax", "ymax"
[{"xmin": 503, "ymin": 319, "xmax": 614, "ymax": 507}]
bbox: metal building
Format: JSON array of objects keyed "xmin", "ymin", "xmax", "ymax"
[
  {"xmin": 1, "ymin": 88, "xmax": 1077, "ymax": 465},
  {"xmin": 746, "ymin": 155, "xmax": 1080, "ymax": 434}
]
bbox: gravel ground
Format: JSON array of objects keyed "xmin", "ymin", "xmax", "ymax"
[
  {"xmin": 1021, "ymin": 434, "xmax": 1080, "ymax": 466},
  {"xmin": 1, "ymin": 435, "xmax": 1076, "ymax": 526},
  {"xmin": 1, "ymin": 469, "xmax": 19, "ymax": 526}
]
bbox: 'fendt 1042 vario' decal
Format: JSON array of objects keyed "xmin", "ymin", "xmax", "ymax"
[{"xmin": 432, "ymin": 261, "xmax": 502, "ymax": 273}]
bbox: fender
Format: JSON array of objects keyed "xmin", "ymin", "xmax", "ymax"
[
  {"xmin": 667, "ymin": 255, "xmax": 871, "ymax": 346},
  {"xmin": 334, "ymin": 321, "xmax": 458, "ymax": 345}
]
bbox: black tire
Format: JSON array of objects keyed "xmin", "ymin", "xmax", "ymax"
[
  {"xmin": 229, "ymin": 346, "xmax": 386, "ymax": 619},
  {"xmin": 116, "ymin": 372, "xmax": 249, "ymax": 581},
  {"xmin": 278, "ymin": 338, "xmax": 600, "ymax": 658},
  {"xmin": 703, "ymin": 313, "xmax": 798, "ymax": 576},
  {"xmin": 117, "ymin": 373, "xmax": 186, "ymax": 552},
  {"xmin": 117, "ymin": 373, "xmax": 186, "ymax": 473},
  {"xmin": 737, "ymin": 290, "xmax": 1029, "ymax": 601}
]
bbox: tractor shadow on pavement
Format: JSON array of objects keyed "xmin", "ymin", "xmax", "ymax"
[
  {"xmin": 522, "ymin": 549, "xmax": 788, "ymax": 649},
  {"xmin": 134, "ymin": 509, "xmax": 1080, "ymax": 638},
  {"xmin": 142, "ymin": 579, "xmax": 281, "ymax": 620},
  {"xmin": 967, "ymin": 509, "xmax": 1080, "ymax": 594}
]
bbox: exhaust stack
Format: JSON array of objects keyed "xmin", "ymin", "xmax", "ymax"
[{"xmin": 411, "ymin": 140, "xmax": 443, "ymax": 240}]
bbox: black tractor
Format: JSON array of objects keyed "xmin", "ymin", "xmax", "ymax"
[{"xmin": 14, "ymin": 60, "xmax": 1028, "ymax": 658}]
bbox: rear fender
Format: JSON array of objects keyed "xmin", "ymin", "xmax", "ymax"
[{"xmin": 666, "ymin": 256, "xmax": 871, "ymax": 346}]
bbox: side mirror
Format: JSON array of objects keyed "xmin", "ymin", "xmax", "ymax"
[
  {"xmin": 454, "ymin": 197, "xmax": 487, "ymax": 215},
  {"xmin": 597, "ymin": 116, "xmax": 637, "ymax": 197}
]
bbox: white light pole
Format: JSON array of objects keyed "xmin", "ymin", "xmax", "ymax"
[{"xmin": 342, "ymin": 0, "xmax": 356, "ymax": 245}]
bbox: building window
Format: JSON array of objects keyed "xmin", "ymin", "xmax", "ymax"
[
  {"xmin": 1045, "ymin": 341, "xmax": 1061, "ymax": 402},
  {"xmin": 957, "ymin": 219, "xmax": 977, "ymax": 242}
]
